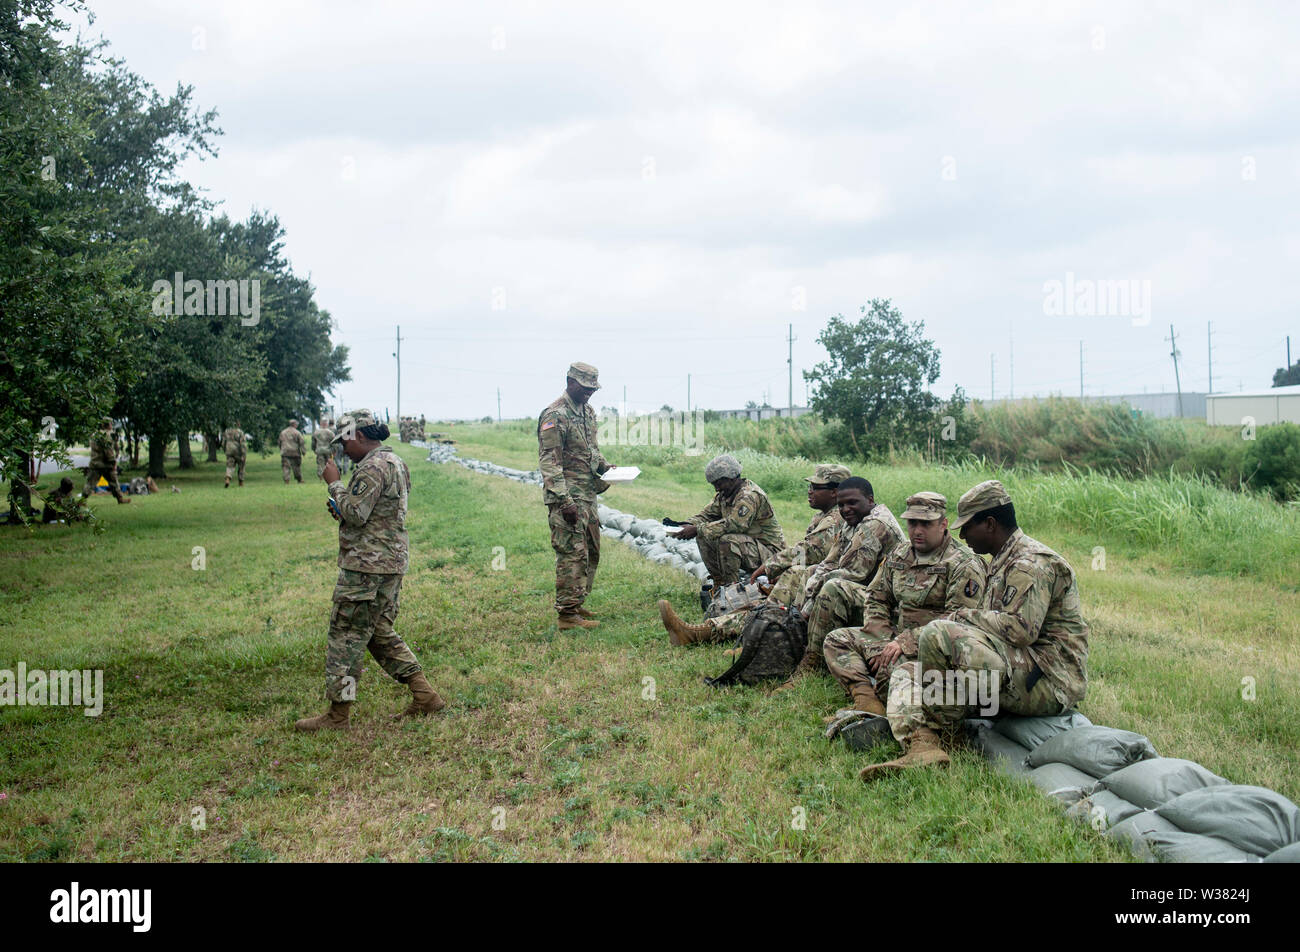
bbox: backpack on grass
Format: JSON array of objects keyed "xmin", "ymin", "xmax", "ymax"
[{"xmin": 706, "ymin": 605, "xmax": 806, "ymax": 687}]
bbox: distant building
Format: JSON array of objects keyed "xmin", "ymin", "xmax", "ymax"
[
  {"xmin": 1206, "ymin": 385, "xmax": 1300, "ymax": 426},
  {"xmin": 716, "ymin": 406, "xmax": 815, "ymax": 421},
  {"xmin": 982, "ymin": 393, "xmax": 1206, "ymax": 419}
]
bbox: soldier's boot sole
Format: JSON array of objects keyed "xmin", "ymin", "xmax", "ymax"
[
  {"xmin": 657, "ymin": 600, "xmax": 710, "ymax": 646},
  {"xmin": 558, "ymin": 614, "xmax": 599, "ymax": 630},
  {"xmin": 294, "ymin": 702, "xmax": 352, "ymax": 732},
  {"xmin": 858, "ymin": 747, "xmax": 950, "ymax": 782}
]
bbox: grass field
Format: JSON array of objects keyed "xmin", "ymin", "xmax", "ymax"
[{"xmin": 1, "ymin": 426, "xmax": 1297, "ymax": 862}]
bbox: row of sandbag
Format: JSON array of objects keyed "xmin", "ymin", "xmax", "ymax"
[
  {"xmin": 424, "ymin": 443, "xmax": 709, "ymax": 581},
  {"xmin": 967, "ymin": 714, "xmax": 1300, "ymax": 862}
]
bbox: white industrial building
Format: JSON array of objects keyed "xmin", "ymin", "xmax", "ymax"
[{"xmin": 1205, "ymin": 385, "xmax": 1300, "ymax": 426}]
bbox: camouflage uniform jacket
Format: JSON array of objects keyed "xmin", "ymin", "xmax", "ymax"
[
  {"xmin": 804, "ymin": 503, "xmax": 904, "ymax": 601},
  {"xmin": 949, "ymin": 528, "xmax": 1089, "ymax": 707},
  {"xmin": 538, "ymin": 391, "xmax": 609, "ymax": 505},
  {"xmin": 278, "ymin": 426, "xmax": 307, "ymax": 457},
  {"xmin": 328, "ymin": 445, "xmax": 411, "ymax": 574},
  {"xmin": 222, "ymin": 427, "xmax": 247, "ymax": 458},
  {"xmin": 89, "ymin": 432, "xmax": 117, "ymax": 467},
  {"xmin": 862, "ymin": 533, "xmax": 987, "ymax": 655},
  {"xmin": 688, "ymin": 478, "xmax": 786, "ymax": 550},
  {"xmin": 764, "ymin": 507, "xmax": 843, "ymax": 579},
  {"xmin": 312, "ymin": 427, "xmax": 335, "ymax": 456}
]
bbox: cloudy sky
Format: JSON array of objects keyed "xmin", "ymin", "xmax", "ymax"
[{"xmin": 75, "ymin": 1, "xmax": 1299, "ymax": 420}]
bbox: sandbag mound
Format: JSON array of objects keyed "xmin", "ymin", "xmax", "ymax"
[
  {"xmin": 1263, "ymin": 842, "xmax": 1300, "ymax": 863},
  {"xmin": 1065, "ymin": 790, "xmax": 1144, "ymax": 830},
  {"xmin": 1027, "ymin": 762, "xmax": 1096, "ymax": 803},
  {"xmin": 1105, "ymin": 810, "xmax": 1181, "ymax": 860},
  {"xmin": 1155, "ymin": 785, "xmax": 1300, "ymax": 858},
  {"xmin": 967, "ymin": 724, "xmax": 1032, "ymax": 775},
  {"xmin": 991, "ymin": 711, "xmax": 1092, "ymax": 751},
  {"xmin": 1144, "ymin": 830, "xmax": 1262, "ymax": 864},
  {"xmin": 1026, "ymin": 725, "xmax": 1158, "ymax": 778},
  {"xmin": 1095, "ymin": 757, "xmax": 1228, "ymax": 811}
]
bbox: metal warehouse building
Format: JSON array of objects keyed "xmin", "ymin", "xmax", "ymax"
[{"xmin": 1206, "ymin": 385, "xmax": 1300, "ymax": 426}]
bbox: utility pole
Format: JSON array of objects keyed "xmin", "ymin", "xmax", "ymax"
[
  {"xmin": 393, "ymin": 324, "xmax": 402, "ymax": 423},
  {"xmin": 787, "ymin": 323, "xmax": 796, "ymax": 415},
  {"xmin": 990, "ymin": 354, "xmax": 995, "ymax": 401},
  {"xmin": 1174, "ymin": 326, "xmax": 1186, "ymax": 414},
  {"xmin": 1009, "ymin": 324, "xmax": 1014, "ymax": 400},
  {"xmin": 687, "ymin": 374, "xmax": 691, "ymax": 414},
  {"xmin": 1288, "ymin": 335, "xmax": 1292, "ymax": 370},
  {"xmin": 1207, "ymin": 321, "xmax": 1214, "ymax": 393},
  {"xmin": 496, "ymin": 388, "xmax": 501, "ymax": 423},
  {"xmin": 1077, "ymin": 340, "xmax": 1085, "ymax": 399}
]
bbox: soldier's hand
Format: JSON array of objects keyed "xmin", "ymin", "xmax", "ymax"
[
  {"xmin": 561, "ymin": 502, "xmax": 579, "ymax": 525},
  {"xmin": 674, "ymin": 523, "xmax": 698, "ymax": 540},
  {"xmin": 322, "ymin": 459, "xmax": 340, "ymax": 483},
  {"xmin": 748, "ymin": 565, "xmax": 766, "ymax": 585},
  {"xmin": 870, "ymin": 641, "xmax": 903, "ymax": 673}
]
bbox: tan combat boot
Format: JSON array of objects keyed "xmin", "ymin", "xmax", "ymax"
[
  {"xmin": 858, "ymin": 727, "xmax": 950, "ymax": 783},
  {"xmin": 772, "ymin": 647, "xmax": 825, "ymax": 692},
  {"xmin": 294, "ymin": 701, "xmax": 352, "ymax": 732},
  {"xmin": 224, "ymin": 476, "xmax": 231, "ymax": 488},
  {"xmin": 396, "ymin": 672, "xmax": 446, "ymax": 718},
  {"xmin": 850, "ymin": 683, "xmax": 887, "ymax": 716},
  {"xmin": 576, "ymin": 606, "xmax": 597, "ymax": 619},
  {"xmin": 657, "ymin": 600, "xmax": 713, "ymax": 646},
  {"xmin": 558, "ymin": 613, "xmax": 599, "ymax": 630}
]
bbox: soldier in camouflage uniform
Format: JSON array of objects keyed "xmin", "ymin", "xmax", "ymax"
[
  {"xmin": 778, "ymin": 476, "xmax": 903, "ymax": 689},
  {"xmin": 861, "ymin": 480, "xmax": 1090, "ymax": 781},
  {"xmin": 278, "ymin": 419, "xmax": 307, "ymax": 483},
  {"xmin": 539, "ymin": 362, "xmax": 618, "ymax": 631},
  {"xmin": 657, "ymin": 463, "xmax": 847, "ymax": 646},
  {"xmin": 83, "ymin": 418, "xmax": 129, "ymax": 503},
  {"xmin": 823, "ymin": 491, "xmax": 985, "ymax": 716},
  {"xmin": 296, "ymin": 409, "xmax": 445, "ymax": 731},
  {"xmin": 312, "ymin": 418, "xmax": 336, "ymax": 478},
  {"xmin": 669, "ymin": 454, "xmax": 785, "ymax": 587},
  {"xmin": 222, "ymin": 421, "xmax": 248, "ymax": 487}
]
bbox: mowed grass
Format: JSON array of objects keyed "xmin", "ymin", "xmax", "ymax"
[{"xmin": 0, "ymin": 430, "xmax": 1293, "ymax": 863}]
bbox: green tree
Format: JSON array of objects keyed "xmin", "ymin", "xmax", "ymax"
[
  {"xmin": 1245, "ymin": 423, "xmax": 1300, "ymax": 501},
  {"xmin": 1274, "ymin": 362, "xmax": 1300, "ymax": 387},
  {"xmin": 803, "ymin": 299, "xmax": 954, "ymax": 458}
]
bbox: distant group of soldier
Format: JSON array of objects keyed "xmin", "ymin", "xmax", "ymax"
[
  {"xmin": 217, "ymin": 417, "xmax": 352, "ymax": 488},
  {"xmin": 397, "ymin": 416, "xmax": 426, "ymax": 443},
  {"xmin": 538, "ymin": 360, "xmax": 1090, "ymax": 781}
]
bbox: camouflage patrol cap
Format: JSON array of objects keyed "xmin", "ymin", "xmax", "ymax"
[
  {"xmin": 331, "ymin": 408, "xmax": 379, "ymax": 444},
  {"xmin": 804, "ymin": 463, "xmax": 851, "ymax": 486},
  {"xmin": 949, "ymin": 479, "xmax": 1013, "ymax": 529},
  {"xmin": 901, "ymin": 491, "xmax": 947, "ymax": 521},
  {"xmin": 567, "ymin": 362, "xmax": 601, "ymax": 390}
]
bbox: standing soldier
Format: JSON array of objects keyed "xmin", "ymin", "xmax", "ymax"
[
  {"xmin": 860, "ymin": 480, "xmax": 1090, "ymax": 781},
  {"xmin": 538, "ymin": 362, "xmax": 617, "ymax": 631},
  {"xmin": 83, "ymin": 418, "xmax": 129, "ymax": 504},
  {"xmin": 222, "ymin": 420, "xmax": 248, "ymax": 488},
  {"xmin": 278, "ymin": 418, "xmax": 307, "ymax": 484},
  {"xmin": 296, "ymin": 409, "xmax": 445, "ymax": 731},
  {"xmin": 668, "ymin": 454, "xmax": 785, "ymax": 587},
  {"xmin": 312, "ymin": 418, "xmax": 336, "ymax": 478},
  {"xmin": 823, "ymin": 492, "xmax": 986, "ymax": 716}
]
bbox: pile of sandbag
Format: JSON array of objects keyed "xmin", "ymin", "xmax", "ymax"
[
  {"xmin": 968, "ymin": 716, "xmax": 1300, "ymax": 862},
  {"xmin": 426, "ymin": 445, "xmax": 708, "ymax": 580}
]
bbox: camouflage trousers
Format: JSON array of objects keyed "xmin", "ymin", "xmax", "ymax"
[
  {"xmin": 324, "ymin": 568, "xmax": 422, "ymax": 702},
  {"xmin": 696, "ymin": 533, "xmax": 778, "ymax": 587},
  {"xmin": 804, "ymin": 578, "xmax": 871, "ymax": 656},
  {"xmin": 315, "ymin": 454, "xmax": 332, "ymax": 478},
  {"xmin": 225, "ymin": 455, "xmax": 246, "ymax": 483},
  {"xmin": 83, "ymin": 465, "xmax": 122, "ymax": 498},
  {"xmin": 548, "ymin": 498, "xmax": 600, "ymax": 615},
  {"xmin": 823, "ymin": 626, "xmax": 906, "ymax": 701},
  {"xmin": 886, "ymin": 619, "xmax": 1066, "ymax": 743},
  {"xmin": 705, "ymin": 566, "xmax": 812, "ymax": 641},
  {"xmin": 282, "ymin": 454, "xmax": 303, "ymax": 483}
]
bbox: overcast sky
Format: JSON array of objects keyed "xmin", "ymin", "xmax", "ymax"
[{"xmin": 74, "ymin": 1, "xmax": 1299, "ymax": 420}]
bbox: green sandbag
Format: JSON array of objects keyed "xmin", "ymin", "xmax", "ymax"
[
  {"xmin": 1096, "ymin": 757, "xmax": 1228, "ymax": 810},
  {"xmin": 1145, "ymin": 830, "xmax": 1262, "ymax": 863},
  {"xmin": 1025, "ymin": 725, "xmax": 1158, "ymax": 778},
  {"xmin": 1155, "ymin": 785, "xmax": 1300, "ymax": 857},
  {"xmin": 1065, "ymin": 790, "xmax": 1143, "ymax": 829},
  {"xmin": 1027, "ymin": 762, "xmax": 1096, "ymax": 802},
  {"xmin": 1263, "ymin": 842, "xmax": 1300, "ymax": 863},
  {"xmin": 1106, "ymin": 810, "xmax": 1181, "ymax": 861},
  {"xmin": 991, "ymin": 711, "xmax": 1092, "ymax": 751},
  {"xmin": 969, "ymin": 725, "xmax": 1032, "ymax": 775}
]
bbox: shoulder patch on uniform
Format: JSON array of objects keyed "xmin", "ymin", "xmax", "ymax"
[
  {"xmin": 350, "ymin": 476, "xmax": 373, "ymax": 496},
  {"xmin": 1001, "ymin": 584, "xmax": 1017, "ymax": 606},
  {"xmin": 965, "ymin": 578, "xmax": 980, "ymax": 599},
  {"xmin": 541, "ymin": 420, "xmax": 557, "ymax": 430},
  {"xmin": 737, "ymin": 504, "xmax": 750, "ymax": 518}
]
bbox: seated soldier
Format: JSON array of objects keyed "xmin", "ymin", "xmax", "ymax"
[
  {"xmin": 657, "ymin": 463, "xmax": 848, "ymax": 646},
  {"xmin": 667, "ymin": 453, "xmax": 785, "ymax": 587},
  {"xmin": 43, "ymin": 477, "xmax": 89, "ymax": 523},
  {"xmin": 822, "ymin": 491, "xmax": 986, "ymax": 717},
  {"xmin": 860, "ymin": 480, "xmax": 1089, "ymax": 782},
  {"xmin": 777, "ymin": 476, "xmax": 904, "ymax": 690}
]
